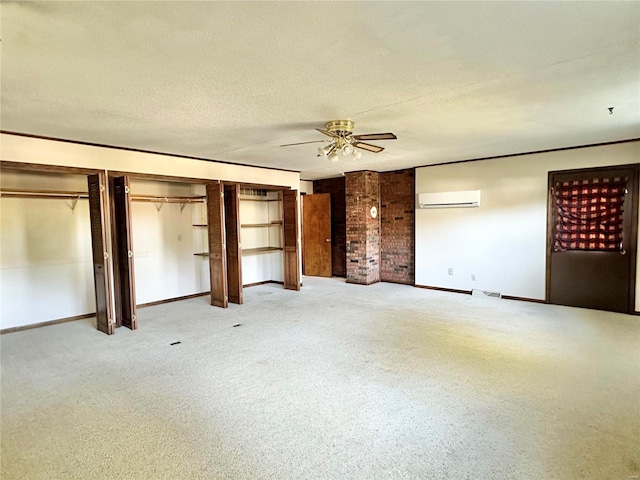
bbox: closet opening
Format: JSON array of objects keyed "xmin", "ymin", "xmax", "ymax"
[
  {"xmin": 0, "ymin": 165, "xmax": 113, "ymax": 334},
  {"xmin": 115, "ymin": 176, "xmax": 213, "ymax": 321}
]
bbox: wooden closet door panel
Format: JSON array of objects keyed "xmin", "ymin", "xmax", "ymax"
[
  {"xmin": 224, "ymin": 184, "xmax": 243, "ymax": 304},
  {"xmin": 206, "ymin": 183, "xmax": 228, "ymax": 308},
  {"xmin": 111, "ymin": 175, "xmax": 137, "ymax": 329},
  {"xmin": 302, "ymin": 193, "xmax": 332, "ymax": 277},
  {"xmin": 87, "ymin": 173, "xmax": 115, "ymax": 335},
  {"xmin": 283, "ymin": 189, "xmax": 301, "ymax": 291}
]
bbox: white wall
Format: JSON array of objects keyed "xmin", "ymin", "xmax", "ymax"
[
  {"xmin": 415, "ymin": 141, "xmax": 640, "ymax": 310},
  {"xmin": 0, "ymin": 172, "xmax": 95, "ymax": 329},
  {"xmin": 300, "ymin": 180, "xmax": 313, "ymax": 194}
]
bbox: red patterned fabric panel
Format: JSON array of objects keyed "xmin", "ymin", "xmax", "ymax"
[{"xmin": 554, "ymin": 176, "xmax": 627, "ymax": 251}]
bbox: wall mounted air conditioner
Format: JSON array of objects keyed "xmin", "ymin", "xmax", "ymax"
[{"xmin": 417, "ymin": 190, "xmax": 481, "ymax": 209}]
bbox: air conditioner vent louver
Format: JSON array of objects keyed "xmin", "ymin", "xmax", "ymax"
[{"xmin": 418, "ymin": 190, "xmax": 481, "ymax": 209}]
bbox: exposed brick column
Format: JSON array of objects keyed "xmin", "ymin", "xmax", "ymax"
[
  {"xmin": 346, "ymin": 171, "xmax": 380, "ymax": 285},
  {"xmin": 380, "ymin": 169, "xmax": 415, "ymax": 284}
]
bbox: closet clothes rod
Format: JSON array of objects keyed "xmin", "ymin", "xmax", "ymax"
[
  {"xmin": 0, "ymin": 189, "xmax": 205, "ymax": 204},
  {"xmin": 131, "ymin": 195, "xmax": 205, "ymax": 203},
  {"xmin": 130, "ymin": 194, "xmax": 205, "ymax": 212},
  {"xmin": 0, "ymin": 188, "xmax": 88, "ymax": 200}
]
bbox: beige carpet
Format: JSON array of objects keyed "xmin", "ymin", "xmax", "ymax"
[{"xmin": 1, "ymin": 276, "xmax": 639, "ymax": 479}]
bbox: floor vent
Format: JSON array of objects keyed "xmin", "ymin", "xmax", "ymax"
[{"xmin": 472, "ymin": 289, "xmax": 502, "ymax": 299}]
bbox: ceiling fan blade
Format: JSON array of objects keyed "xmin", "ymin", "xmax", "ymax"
[
  {"xmin": 352, "ymin": 132, "xmax": 397, "ymax": 141},
  {"xmin": 315, "ymin": 128, "xmax": 339, "ymax": 138},
  {"xmin": 353, "ymin": 142, "xmax": 385, "ymax": 153},
  {"xmin": 279, "ymin": 140, "xmax": 326, "ymax": 147}
]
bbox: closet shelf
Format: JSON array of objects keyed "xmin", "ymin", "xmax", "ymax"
[
  {"xmin": 195, "ymin": 247, "xmax": 282, "ymax": 256},
  {"xmin": 242, "ymin": 247, "xmax": 283, "ymax": 255},
  {"xmin": 241, "ymin": 221, "xmax": 282, "ymax": 227},
  {"xmin": 239, "ymin": 198, "xmax": 281, "ymax": 203}
]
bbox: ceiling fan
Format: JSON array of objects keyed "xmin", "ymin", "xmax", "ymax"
[{"xmin": 280, "ymin": 120, "xmax": 397, "ymax": 162}]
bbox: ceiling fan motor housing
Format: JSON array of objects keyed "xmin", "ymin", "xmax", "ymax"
[
  {"xmin": 325, "ymin": 120, "xmax": 355, "ymax": 149},
  {"xmin": 325, "ymin": 120, "xmax": 355, "ymax": 137}
]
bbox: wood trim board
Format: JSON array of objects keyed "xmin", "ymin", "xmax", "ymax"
[
  {"xmin": 0, "ymin": 160, "xmax": 103, "ymax": 176},
  {"xmin": 136, "ymin": 292, "xmax": 211, "ymax": 309},
  {"xmin": 0, "ymin": 314, "xmax": 95, "ymax": 334}
]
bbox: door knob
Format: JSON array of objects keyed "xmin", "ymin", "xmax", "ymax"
[{"xmin": 325, "ymin": 238, "xmax": 331, "ymax": 242}]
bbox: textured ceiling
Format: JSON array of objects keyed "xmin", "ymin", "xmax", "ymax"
[{"xmin": 2, "ymin": 1, "xmax": 639, "ymax": 180}]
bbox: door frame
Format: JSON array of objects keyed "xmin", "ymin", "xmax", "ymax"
[{"xmin": 545, "ymin": 163, "xmax": 639, "ymax": 313}]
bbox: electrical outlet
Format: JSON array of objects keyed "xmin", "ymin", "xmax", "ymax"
[
  {"xmin": 448, "ymin": 268, "xmax": 453, "ymax": 275},
  {"xmin": 471, "ymin": 274, "xmax": 476, "ymax": 281}
]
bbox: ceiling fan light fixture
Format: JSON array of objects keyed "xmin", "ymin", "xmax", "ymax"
[
  {"xmin": 353, "ymin": 149, "xmax": 362, "ymax": 159},
  {"xmin": 342, "ymin": 144, "xmax": 353, "ymax": 155},
  {"xmin": 318, "ymin": 144, "xmax": 334, "ymax": 157},
  {"xmin": 328, "ymin": 151, "xmax": 340, "ymax": 162}
]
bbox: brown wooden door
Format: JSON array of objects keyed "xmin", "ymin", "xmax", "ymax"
[
  {"xmin": 87, "ymin": 173, "xmax": 115, "ymax": 334},
  {"xmin": 111, "ymin": 175, "xmax": 137, "ymax": 329},
  {"xmin": 206, "ymin": 183, "xmax": 228, "ymax": 307},
  {"xmin": 224, "ymin": 183, "xmax": 243, "ymax": 304},
  {"xmin": 302, "ymin": 193, "xmax": 332, "ymax": 277},
  {"xmin": 283, "ymin": 189, "xmax": 301, "ymax": 290},
  {"xmin": 547, "ymin": 164, "xmax": 638, "ymax": 313}
]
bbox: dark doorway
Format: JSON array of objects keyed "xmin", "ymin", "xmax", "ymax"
[{"xmin": 546, "ymin": 164, "xmax": 638, "ymax": 313}]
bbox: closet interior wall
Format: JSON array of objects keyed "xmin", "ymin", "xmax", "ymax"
[
  {"xmin": 0, "ymin": 170, "xmax": 96, "ymax": 330},
  {"xmin": 128, "ymin": 179, "xmax": 210, "ymax": 306}
]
